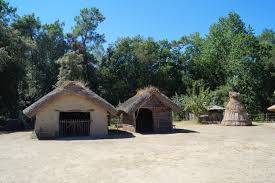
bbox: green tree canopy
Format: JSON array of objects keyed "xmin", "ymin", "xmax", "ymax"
[
  {"xmin": 56, "ymin": 51, "xmax": 84, "ymax": 87},
  {"xmin": 0, "ymin": 3, "xmax": 275, "ymax": 122}
]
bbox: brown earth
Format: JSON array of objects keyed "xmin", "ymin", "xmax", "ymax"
[{"xmin": 0, "ymin": 123, "xmax": 275, "ymax": 183}]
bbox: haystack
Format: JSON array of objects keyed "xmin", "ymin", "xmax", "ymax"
[{"xmin": 221, "ymin": 92, "xmax": 251, "ymax": 126}]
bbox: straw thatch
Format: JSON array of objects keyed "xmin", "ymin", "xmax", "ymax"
[
  {"xmin": 118, "ymin": 87, "xmax": 181, "ymax": 133},
  {"xmin": 221, "ymin": 92, "xmax": 251, "ymax": 126},
  {"xmin": 117, "ymin": 86, "xmax": 181, "ymax": 114},
  {"xmin": 136, "ymin": 86, "xmax": 160, "ymax": 95},
  {"xmin": 23, "ymin": 81, "xmax": 117, "ymax": 117},
  {"xmin": 267, "ymin": 105, "xmax": 275, "ymax": 112}
]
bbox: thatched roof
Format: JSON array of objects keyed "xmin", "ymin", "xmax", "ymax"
[
  {"xmin": 267, "ymin": 105, "xmax": 275, "ymax": 112},
  {"xmin": 224, "ymin": 92, "xmax": 247, "ymax": 113},
  {"xmin": 221, "ymin": 92, "xmax": 251, "ymax": 126},
  {"xmin": 23, "ymin": 81, "xmax": 117, "ymax": 117},
  {"xmin": 117, "ymin": 86, "xmax": 181, "ymax": 114},
  {"xmin": 207, "ymin": 105, "xmax": 225, "ymax": 111}
]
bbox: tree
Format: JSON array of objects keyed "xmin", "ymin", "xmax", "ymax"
[
  {"xmin": 259, "ymin": 29, "xmax": 275, "ymax": 44},
  {"xmin": 56, "ymin": 51, "xmax": 84, "ymax": 86},
  {"xmin": 172, "ymin": 93, "xmax": 187, "ymax": 120},
  {"xmin": 98, "ymin": 36, "xmax": 186, "ymax": 105},
  {"xmin": 192, "ymin": 12, "xmax": 272, "ymax": 113},
  {"xmin": 0, "ymin": 0, "xmax": 17, "ymax": 25},
  {"xmin": 35, "ymin": 21, "xmax": 68, "ymax": 93},
  {"xmin": 11, "ymin": 13, "xmax": 41, "ymax": 40},
  {"xmin": 72, "ymin": 7, "xmax": 105, "ymax": 52},
  {"xmin": 69, "ymin": 7, "xmax": 105, "ymax": 89},
  {"xmin": 11, "ymin": 14, "xmax": 41, "ymax": 106},
  {"xmin": 11, "ymin": 15, "xmax": 69, "ymax": 109},
  {"xmin": 1, "ymin": 4, "xmax": 275, "ymax": 120},
  {"xmin": 259, "ymin": 29, "xmax": 275, "ymax": 104},
  {"xmin": 0, "ymin": 4, "xmax": 30, "ymax": 118},
  {"xmin": 180, "ymin": 82, "xmax": 211, "ymax": 120}
]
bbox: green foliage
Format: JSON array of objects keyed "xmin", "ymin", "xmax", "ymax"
[
  {"xmin": 183, "ymin": 83, "xmax": 211, "ymax": 118},
  {"xmin": 259, "ymin": 29, "xmax": 275, "ymax": 43},
  {"xmin": 69, "ymin": 7, "xmax": 105, "ymax": 90},
  {"xmin": 11, "ymin": 13, "xmax": 41, "ymax": 39},
  {"xmin": 98, "ymin": 36, "xmax": 185, "ymax": 104},
  {"xmin": 0, "ymin": 15, "xmax": 30, "ymax": 118},
  {"xmin": 35, "ymin": 20, "xmax": 68, "ymax": 92},
  {"xmin": 180, "ymin": 12, "xmax": 273, "ymax": 113},
  {"xmin": 210, "ymin": 85, "xmax": 232, "ymax": 106},
  {"xmin": 72, "ymin": 7, "xmax": 105, "ymax": 50},
  {"xmin": 259, "ymin": 29, "xmax": 275, "ymax": 104},
  {"xmin": 172, "ymin": 93, "xmax": 187, "ymax": 120},
  {"xmin": 0, "ymin": 0, "xmax": 17, "ymax": 25},
  {"xmin": 0, "ymin": 2, "xmax": 274, "ymax": 122},
  {"xmin": 56, "ymin": 51, "xmax": 84, "ymax": 87},
  {"xmin": 0, "ymin": 1, "xmax": 68, "ymax": 119},
  {"xmin": 12, "ymin": 14, "xmax": 68, "ymax": 109}
]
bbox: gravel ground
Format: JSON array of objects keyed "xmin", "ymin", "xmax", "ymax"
[{"xmin": 0, "ymin": 123, "xmax": 275, "ymax": 183}]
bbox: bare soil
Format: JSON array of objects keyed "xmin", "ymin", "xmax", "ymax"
[{"xmin": 0, "ymin": 123, "xmax": 275, "ymax": 183}]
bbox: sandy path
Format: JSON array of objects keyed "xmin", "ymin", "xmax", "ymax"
[{"xmin": 0, "ymin": 123, "xmax": 275, "ymax": 183}]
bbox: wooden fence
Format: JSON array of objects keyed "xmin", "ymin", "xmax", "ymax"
[
  {"xmin": 59, "ymin": 119, "xmax": 90, "ymax": 137},
  {"xmin": 249, "ymin": 113, "xmax": 275, "ymax": 122}
]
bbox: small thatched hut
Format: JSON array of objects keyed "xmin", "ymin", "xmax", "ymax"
[
  {"xmin": 221, "ymin": 92, "xmax": 251, "ymax": 126},
  {"xmin": 207, "ymin": 105, "xmax": 225, "ymax": 123},
  {"xmin": 23, "ymin": 81, "xmax": 117, "ymax": 138},
  {"xmin": 117, "ymin": 87, "xmax": 181, "ymax": 133}
]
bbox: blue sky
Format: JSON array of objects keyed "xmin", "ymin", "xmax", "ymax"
[{"xmin": 7, "ymin": 0, "xmax": 275, "ymax": 45}]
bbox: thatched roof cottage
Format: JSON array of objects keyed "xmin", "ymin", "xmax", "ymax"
[
  {"xmin": 221, "ymin": 92, "xmax": 251, "ymax": 126},
  {"xmin": 117, "ymin": 87, "xmax": 181, "ymax": 133},
  {"xmin": 23, "ymin": 81, "xmax": 117, "ymax": 138}
]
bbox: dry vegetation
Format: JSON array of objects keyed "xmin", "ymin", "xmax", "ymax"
[{"xmin": 136, "ymin": 86, "xmax": 160, "ymax": 95}]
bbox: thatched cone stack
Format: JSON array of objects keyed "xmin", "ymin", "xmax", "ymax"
[{"xmin": 221, "ymin": 92, "xmax": 252, "ymax": 126}]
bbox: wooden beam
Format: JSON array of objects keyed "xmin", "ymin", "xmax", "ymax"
[{"xmin": 55, "ymin": 109, "xmax": 95, "ymax": 112}]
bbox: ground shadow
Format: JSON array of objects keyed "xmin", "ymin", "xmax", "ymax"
[
  {"xmin": 173, "ymin": 128, "xmax": 199, "ymax": 133},
  {"xmin": 250, "ymin": 123, "xmax": 258, "ymax": 126},
  {"xmin": 54, "ymin": 129, "xmax": 135, "ymax": 141},
  {"xmin": 138, "ymin": 128, "xmax": 199, "ymax": 135},
  {"xmin": 218, "ymin": 123, "xmax": 258, "ymax": 127},
  {"xmin": 0, "ymin": 129, "xmax": 33, "ymax": 135}
]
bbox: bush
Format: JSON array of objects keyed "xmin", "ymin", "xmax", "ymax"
[
  {"xmin": 184, "ymin": 83, "xmax": 211, "ymax": 118},
  {"xmin": 172, "ymin": 82, "xmax": 212, "ymax": 121},
  {"xmin": 172, "ymin": 93, "xmax": 187, "ymax": 120}
]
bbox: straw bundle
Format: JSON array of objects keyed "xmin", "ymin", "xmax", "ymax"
[{"xmin": 221, "ymin": 92, "xmax": 251, "ymax": 126}]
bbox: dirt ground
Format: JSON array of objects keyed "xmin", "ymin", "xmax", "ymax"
[{"xmin": 0, "ymin": 123, "xmax": 275, "ymax": 183}]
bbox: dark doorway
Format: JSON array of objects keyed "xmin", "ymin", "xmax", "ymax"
[
  {"xmin": 59, "ymin": 112, "xmax": 90, "ymax": 137},
  {"xmin": 136, "ymin": 108, "xmax": 154, "ymax": 133}
]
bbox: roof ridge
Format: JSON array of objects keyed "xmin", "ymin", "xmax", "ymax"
[
  {"xmin": 23, "ymin": 81, "xmax": 117, "ymax": 117},
  {"xmin": 117, "ymin": 89, "xmax": 180, "ymax": 114}
]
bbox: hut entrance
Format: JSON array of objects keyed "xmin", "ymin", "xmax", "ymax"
[
  {"xmin": 136, "ymin": 108, "xmax": 154, "ymax": 133},
  {"xmin": 59, "ymin": 112, "xmax": 90, "ymax": 137}
]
